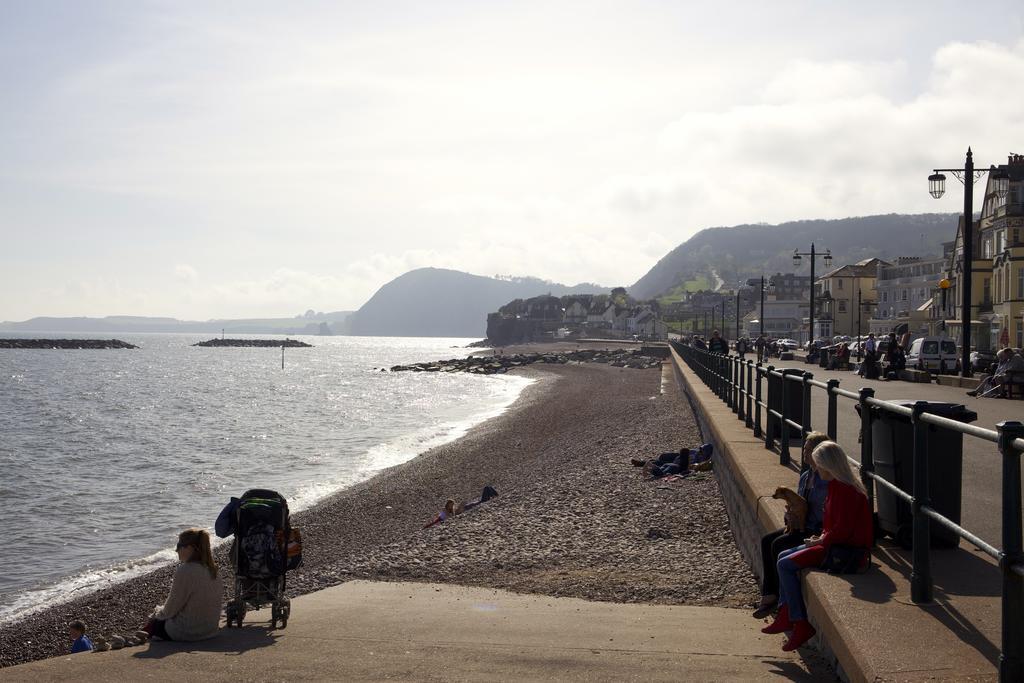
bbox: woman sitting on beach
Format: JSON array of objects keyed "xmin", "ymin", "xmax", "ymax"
[
  {"xmin": 761, "ymin": 441, "xmax": 873, "ymax": 651},
  {"xmin": 423, "ymin": 486, "xmax": 498, "ymax": 528},
  {"xmin": 142, "ymin": 528, "xmax": 222, "ymax": 641},
  {"xmin": 752, "ymin": 431, "xmax": 830, "ymax": 619}
]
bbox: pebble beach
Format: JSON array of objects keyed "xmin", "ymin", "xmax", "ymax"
[{"xmin": 0, "ymin": 357, "xmax": 758, "ymax": 668}]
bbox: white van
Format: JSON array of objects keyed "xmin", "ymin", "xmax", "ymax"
[{"xmin": 906, "ymin": 336, "xmax": 959, "ymax": 374}]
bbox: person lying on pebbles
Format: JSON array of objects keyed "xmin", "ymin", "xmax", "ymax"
[{"xmin": 423, "ymin": 486, "xmax": 498, "ymax": 528}]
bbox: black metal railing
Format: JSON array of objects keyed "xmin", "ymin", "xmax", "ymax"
[{"xmin": 671, "ymin": 341, "xmax": 1024, "ymax": 682}]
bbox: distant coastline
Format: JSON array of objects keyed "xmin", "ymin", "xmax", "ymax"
[{"xmin": 0, "ymin": 339, "xmax": 138, "ymax": 349}]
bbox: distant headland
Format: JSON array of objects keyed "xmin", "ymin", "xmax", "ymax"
[
  {"xmin": 0, "ymin": 339, "xmax": 139, "ymax": 349},
  {"xmin": 193, "ymin": 339, "xmax": 313, "ymax": 348}
]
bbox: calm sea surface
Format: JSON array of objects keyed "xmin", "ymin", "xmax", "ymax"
[{"xmin": 0, "ymin": 334, "xmax": 530, "ymax": 623}]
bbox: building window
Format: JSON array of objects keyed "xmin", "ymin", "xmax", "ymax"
[
  {"xmin": 1018, "ymin": 321, "xmax": 1023, "ymax": 348},
  {"xmin": 838, "ymin": 301, "xmax": 847, "ymax": 313},
  {"xmin": 902, "ymin": 290, "xmax": 908, "ymax": 301},
  {"xmin": 837, "ymin": 279, "xmax": 843, "ymax": 290},
  {"xmin": 1018, "ymin": 267, "xmax": 1024, "ymax": 299},
  {"xmin": 882, "ymin": 291, "xmax": 888, "ymax": 303}
]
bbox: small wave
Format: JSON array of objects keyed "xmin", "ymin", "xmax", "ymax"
[
  {"xmin": 0, "ymin": 547, "xmax": 176, "ymax": 625},
  {"xmin": 287, "ymin": 374, "xmax": 534, "ymax": 512}
]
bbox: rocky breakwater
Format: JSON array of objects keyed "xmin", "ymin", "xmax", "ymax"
[
  {"xmin": 193, "ymin": 339, "xmax": 313, "ymax": 347},
  {"xmin": 0, "ymin": 339, "xmax": 138, "ymax": 349},
  {"xmin": 390, "ymin": 348, "xmax": 663, "ymax": 375}
]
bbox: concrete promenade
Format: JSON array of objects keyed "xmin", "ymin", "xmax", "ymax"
[
  {"xmin": 0, "ymin": 581, "xmax": 828, "ymax": 682},
  {"xmin": 674, "ymin": 348, "xmax": 1008, "ymax": 681},
  {"xmin": 763, "ymin": 355, "xmax": 1022, "ymax": 547}
]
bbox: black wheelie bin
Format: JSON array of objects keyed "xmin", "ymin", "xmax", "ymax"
[{"xmin": 857, "ymin": 400, "xmax": 977, "ymax": 549}]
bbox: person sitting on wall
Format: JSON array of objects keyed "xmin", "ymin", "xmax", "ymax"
[
  {"xmin": 752, "ymin": 431, "xmax": 830, "ymax": 619},
  {"xmin": 761, "ymin": 441, "xmax": 873, "ymax": 652}
]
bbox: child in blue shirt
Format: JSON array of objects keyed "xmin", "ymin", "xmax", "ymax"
[{"xmin": 70, "ymin": 620, "xmax": 93, "ymax": 653}]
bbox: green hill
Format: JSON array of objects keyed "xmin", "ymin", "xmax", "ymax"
[{"xmin": 631, "ymin": 213, "xmax": 959, "ymax": 299}]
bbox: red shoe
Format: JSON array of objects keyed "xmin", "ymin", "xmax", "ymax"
[
  {"xmin": 782, "ymin": 619, "xmax": 816, "ymax": 651},
  {"xmin": 761, "ymin": 604, "xmax": 791, "ymax": 634}
]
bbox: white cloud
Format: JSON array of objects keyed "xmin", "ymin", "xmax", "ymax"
[{"xmin": 1, "ymin": 5, "xmax": 1023, "ymax": 319}]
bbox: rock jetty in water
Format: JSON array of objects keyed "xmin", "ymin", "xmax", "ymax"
[
  {"xmin": 193, "ymin": 339, "xmax": 313, "ymax": 348},
  {"xmin": 0, "ymin": 339, "xmax": 138, "ymax": 349},
  {"xmin": 390, "ymin": 348, "xmax": 663, "ymax": 375}
]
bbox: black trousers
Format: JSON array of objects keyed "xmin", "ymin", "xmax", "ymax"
[{"xmin": 760, "ymin": 529, "xmax": 806, "ymax": 596}]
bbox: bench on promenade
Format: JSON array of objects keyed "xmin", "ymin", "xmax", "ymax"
[{"xmin": 1000, "ymin": 369, "xmax": 1024, "ymax": 399}]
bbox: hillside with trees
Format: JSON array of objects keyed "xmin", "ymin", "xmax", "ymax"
[{"xmin": 631, "ymin": 213, "xmax": 959, "ymax": 300}]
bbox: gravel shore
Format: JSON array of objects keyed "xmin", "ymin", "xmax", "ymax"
[{"xmin": 0, "ymin": 361, "xmax": 758, "ymax": 668}]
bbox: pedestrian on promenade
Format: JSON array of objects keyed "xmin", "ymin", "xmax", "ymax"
[
  {"xmin": 736, "ymin": 337, "xmax": 748, "ymax": 359},
  {"xmin": 860, "ymin": 333, "xmax": 879, "ymax": 379},
  {"xmin": 752, "ymin": 431, "xmax": 830, "ymax": 619},
  {"xmin": 761, "ymin": 441, "xmax": 872, "ymax": 651},
  {"xmin": 755, "ymin": 334, "xmax": 766, "ymax": 363},
  {"xmin": 708, "ymin": 330, "xmax": 728, "ymax": 354}
]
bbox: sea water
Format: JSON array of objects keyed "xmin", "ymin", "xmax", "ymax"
[{"xmin": 0, "ymin": 334, "xmax": 530, "ymax": 623}]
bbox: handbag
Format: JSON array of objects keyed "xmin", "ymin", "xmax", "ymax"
[{"xmin": 821, "ymin": 544, "xmax": 870, "ymax": 575}]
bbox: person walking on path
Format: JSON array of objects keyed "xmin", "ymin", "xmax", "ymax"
[
  {"xmin": 708, "ymin": 330, "xmax": 728, "ymax": 354},
  {"xmin": 755, "ymin": 334, "xmax": 766, "ymax": 363},
  {"xmin": 761, "ymin": 442, "xmax": 873, "ymax": 652},
  {"xmin": 860, "ymin": 333, "xmax": 879, "ymax": 379},
  {"xmin": 753, "ymin": 432, "xmax": 830, "ymax": 619}
]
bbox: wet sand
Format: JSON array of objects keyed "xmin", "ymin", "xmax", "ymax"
[{"xmin": 0, "ymin": 362, "xmax": 757, "ymax": 667}]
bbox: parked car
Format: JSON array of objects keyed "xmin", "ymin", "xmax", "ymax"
[
  {"xmin": 777, "ymin": 338, "xmax": 799, "ymax": 351},
  {"xmin": 906, "ymin": 336, "xmax": 959, "ymax": 374},
  {"xmin": 970, "ymin": 350, "xmax": 998, "ymax": 373}
]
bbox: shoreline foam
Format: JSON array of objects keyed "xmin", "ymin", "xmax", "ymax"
[{"xmin": 0, "ymin": 373, "xmax": 533, "ymax": 628}]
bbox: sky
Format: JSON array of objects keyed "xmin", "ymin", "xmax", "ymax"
[{"xmin": 2, "ymin": 1, "xmax": 1023, "ymax": 320}]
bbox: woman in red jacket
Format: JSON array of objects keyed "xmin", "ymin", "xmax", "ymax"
[{"xmin": 761, "ymin": 441, "xmax": 872, "ymax": 651}]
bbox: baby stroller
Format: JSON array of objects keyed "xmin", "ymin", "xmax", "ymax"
[{"xmin": 223, "ymin": 489, "xmax": 299, "ymax": 629}]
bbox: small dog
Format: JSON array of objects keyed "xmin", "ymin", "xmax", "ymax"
[{"xmin": 772, "ymin": 486, "xmax": 808, "ymax": 534}]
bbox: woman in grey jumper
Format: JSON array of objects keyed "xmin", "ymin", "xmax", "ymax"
[{"xmin": 143, "ymin": 528, "xmax": 222, "ymax": 641}]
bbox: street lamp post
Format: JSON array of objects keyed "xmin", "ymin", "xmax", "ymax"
[
  {"xmin": 736, "ymin": 289, "xmax": 741, "ymax": 341},
  {"xmin": 938, "ymin": 278, "xmax": 951, "ymax": 334},
  {"xmin": 760, "ymin": 276, "xmax": 765, "ymax": 337},
  {"xmin": 793, "ymin": 244, "xmax": 833, "ymax": 349},
  {"xmin": 928, "ymin": 147, "xmax": 1009, "ymax": 377}
]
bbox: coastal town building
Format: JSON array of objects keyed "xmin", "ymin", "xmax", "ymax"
[
  {"xmin": 813, "ymin": 258, "xmax": 887, "ymax": 338},
  {"xmin": 868, "ymin": 255, "xmax": 945, "ymax": 337},
  {"xmin": 741, "ymin": 297, "xmax": 808, "ymax": 340},
  {"xmin": 937, "ymin": 155, "xmax": 1024, "ymax": 351},
  {"xmin": 768, "ymin": 272, "xmax": 812, "ymax": 300},
  {"xmin": 978, "ymin": 154, "xmax": 1024, "ymax": 349}
]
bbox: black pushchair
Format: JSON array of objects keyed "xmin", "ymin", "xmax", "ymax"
[{"xmin": 223, "ymin": 489, "xmax": 298, "ymax": 629}]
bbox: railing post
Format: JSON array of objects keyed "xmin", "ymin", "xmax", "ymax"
[
  {"xmin": 754, "ymin": 363, "xmax": 763, "ymax": 438},
  {"xmin": 764, "ymin": 365, "xmax": 775, "ymax": 449},
  {"xmin": 911, "ymin": 400, "xmax": 933, "ymax": 604},
  {"xmin": 734, "ymin": 356, "xmax": 741, "ymax": 416},
  {"xmin": 800, "ymin": 372, "xmax": 812, "ymax": 438},
  {"xmin": 736, "ymin": 357, "xmax": 745, "ymax": 421},
  {"xmin": 724, "ymin": 358, "xmax": 733, "ymax": 411},
  {"xmin": 826, "ymin": 379, "xmax": 839, "ymax": 440},
  {"xmin": 997, "ymin": 421, "xmax": 1024, "ymax": 682},
  {"xmin": 780, "ymin": 372, "xmax": 791, "ymax": 466},
  {"xmin": 858, "ymin": 387, "xmax": 876, "ymax": 510},
  {"xmin": 745, "ymin": 361, "xmax": 754, "ymax": 429}
]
